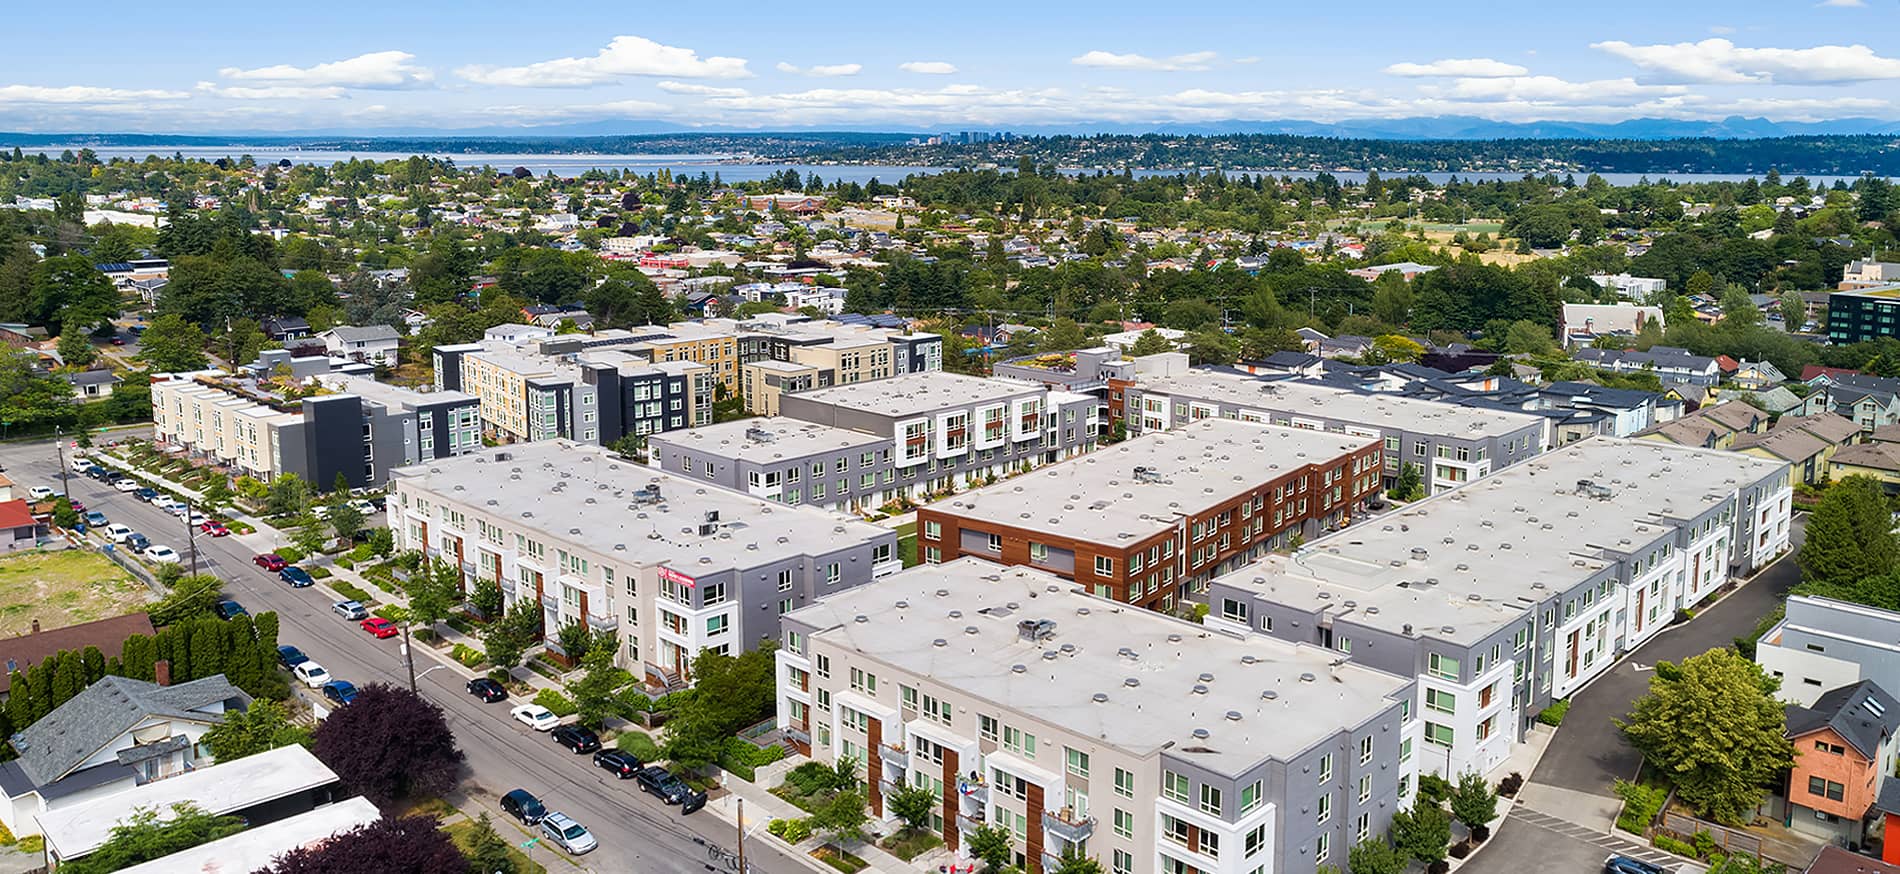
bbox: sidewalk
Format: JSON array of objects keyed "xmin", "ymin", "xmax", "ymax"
[{"xmin": 714, "ymin": 760, "xmax": 923, "ymax": 874}]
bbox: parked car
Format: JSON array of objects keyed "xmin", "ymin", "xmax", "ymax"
[
  {"xmin": 82, "ymin": 511, "xmax": 108, "ymax": 528},
  {"xmin": 537, "ymin": 812, "xmax": 597, "ymax": 856},
  {"xmin": 321, "ymin": 680, "xmax": 358, "ymax": 706},
  {"xmin": 551, "ymin": 724, "xmax": 600, "ymax": 754},
  {"xmin": 27, "ymin": 486, "xmax": 56, "ymax": 501},
  {"xmin": 511, "ymin": 704, "xmax": 560, "ymax": 731},
  {"xmin": 348, "ymin": 499, "xmax": 377, "ymax": 516},
  {"xmin": 1603, "ymin": 856, "xmax": 1666, "ymax": 874},
  {"xmin": 332, "ymin": 600, "xmax": 368, "ymax": 620},
  {"xmin": 83, "ymin": 466, "xmax": 108, "ymax": 481},
  {"xmin": 215, "ymin": 600, "xmax": 248, "ymax": 620},
  {"xmin": 276, "ymin": 645, "xmax": 309, "ymax": 668},
  {"xmin": 279, "ymin": 566, "xmax": 314, "ymax": 588},
  {"xmin": 466, "ymin": 678, "xmax": 508, "ymax": 703},
  {"xmin": 199, "ymin": 520, "xmax": 230, "ymax": 537},
  {"xmin": 68, "ymin": 456, "xmax": 92, "ymax": 473},
  {"xmin": 499, "ymin": 789, "xmax": 546, "ymax": 825},
  {"xmin": 592, "ymin": 749, "xmax": 641, "ymax": 778},
  {"xmin": 112, "ymin": 478, "xmax": 140, "ymax": 493},
  {"xmin": 254, "ymin": 553, "xmax": 287, "ymax": 571},
  {"xmin": 145, "ymin": 545, "xmax": 180, "ymax": 564},
  {"xmin": 134, "ymin": 487, "xmax": 158, "ymax": 502},
  {"xmin": 104, "ymin": 524, "xmax": 134, "ymax": 542},
  {"xmin": 125, "ymin": 533, "xmax": 150, "ymax": 553},
  {"xmin": 635, "ymin": 765, "xmax": 691, "ymax": 804},
  {"xmin": 360, "ymin": 617, "xmax": 399, "ymax": 639},
  {"xmin": 292, "ymin": 661, "xmax": 331, "ymax": 688}
]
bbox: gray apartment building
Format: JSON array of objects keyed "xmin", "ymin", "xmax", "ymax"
[
  {"xmin": 435, "ymin": 339, "xmax": 713, "ymax": 447},
  {"xmin": 386, "ymin": 440, "xmax": 901, "ymax": 686},
  {"xmin": 1204, "ymin": 436, "xmax": 1793, "ymax": 780},
  {"xmin": 1757, "ymin": 596, "xmax": 1900, "ymax": 707},
  {"xmin": 778, "ymin": 558, "xmax": 1415, "ymax": 874},
  {"xmin": 1118, "ymin": 368, "xmax": 1549, "ymax": 496},
  {"xmin": 735, "ymin": 372, "xmax": 1103, "ymax": 506}
]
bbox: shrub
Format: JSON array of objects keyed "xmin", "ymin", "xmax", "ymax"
[
  {"xmin": 17, "ymin": 835, "xmax": 41, "ymax": 854},
  {"xmin": 785, "ymin": 761, "xmax": 842, "ymax": 795},
  {"xmin": 1654, "ymin": 833, "xmax": 1698, "ymax": 858},
  {"xmin": 331, "ymin": 581, "xmax": 371, "ymax": 602},
  {"xmin": 768, "ymin": 818, "xmax": 812, "ymax": 844},
  {"xmin": 1418, "ymin": 773, "xmax": 1453, "ymax": 805},
  {"xmin": 616, "ymin": 731, "xmax": 662, "ymax": 762},
  {"xmin": 533, "ymin": 689, "xmax": 578, "ymax": 717},
  {"xmin": 1537, "ymin": 699, "xmax": 1570, "ymax": 726},
  {"xmin": 276, "ymin": 546, "xmax": 305, "ymax": 563},
  {"xmin": 1693, "ymin": 830, "xmax": 1720, "ymax": 861},
  {"xmin": 308, "ymin": 566, "xmax": 332, "ymax": 580},
  {"xmin": 1448, "ymin": 841, "xmax": 1470, "ymax": 860},
  {"xmin": 334, "ymin": 557, "xmax": 355, "ymax": 570},
  {"xmin": 451, "ymin": 644, "xmax": 485, "ymax": 668},
  {"xmin": 1614, "ymin": 778, "xmax": 1667, "ymax": 835},
  {"xmin": 1498, "ymin": 772, "xmax": 1525, "ymax": 797}
]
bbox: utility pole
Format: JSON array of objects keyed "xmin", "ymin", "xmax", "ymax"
[
  {"xmin": 185, "ymin": 494, "xmax": 198, "ymax": 576},
  {"xmin": 54, "ymin": 428, "xmax": 71, "ymax": 499},
  {"xmin": 402, "ymin": 623, "xmax": 418, "ymax": 693},
  {"xmin": 736, "ymin": 797, "xmax": 746, "ymax": 874}
]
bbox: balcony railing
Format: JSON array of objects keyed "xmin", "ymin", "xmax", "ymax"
[
  {"xmin": 880, "ymin": 742, "xmax": 909, "ymax": 769},
  {"xmin": 1042, "ymin": 808, "xmax": 1096, "ymax": 844}
]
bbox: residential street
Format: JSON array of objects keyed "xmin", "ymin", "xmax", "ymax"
[{"xmin": 0, "ymin": 437, "xmax": 801, "ymax": 874}]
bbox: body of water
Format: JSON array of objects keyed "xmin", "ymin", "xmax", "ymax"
[{"xmin": 13, "ymin": 145, "xmax": 1886, "ymax": 188}]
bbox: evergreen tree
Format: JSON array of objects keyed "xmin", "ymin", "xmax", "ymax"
[
  {"xmin": 81, "ymin": 645, "xmax": 106, "ymax": 684},
  {"xmin": 1798, "ymin": 476, "xmax": 1899, "ymax": 595},
  {"xmin": 7, "ymin": 671, "xmax": 34, "ymax": 731},
  {"xmin": 51, "ymin": 650, "xmax": 86, "ymax": 708}
]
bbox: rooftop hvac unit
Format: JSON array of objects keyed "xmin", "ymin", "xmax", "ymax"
[{"xmin": 1017, "ymin": 619, "xmax": 1057, "ymax": 642}]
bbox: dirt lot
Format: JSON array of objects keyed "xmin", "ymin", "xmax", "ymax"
[{"xmin": 0, "ymin": 549, "xmax": 153, "ymax": 636}]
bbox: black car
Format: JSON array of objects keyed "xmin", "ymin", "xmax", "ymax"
[
  {"xmin": 216, "ymin": 600, "xmax": 249, "ymax": 621},
  {"xmin": 466, "ymin": 677, "xmax": 508, "ymax": 703},
  {"xmin": 276, "ymin": 645, "xmax": 309, "ymax": 668},
  {"xmin": 500, "ymin": 789, "xmax": 546, "ymax": 825},
  {"xmin": 551, "ymin": 724, "xmax": 600, "ymax": 754},
  {"xmin": 592, "ymin": 749, "xmax": 642, "ymax": 778},
  {"xmin": 636, "ymin": 765, "xmax": 691, "ymax": 804},
  {"xmin": 83, "ymin": 465, "xmax": 109, "ymax": 480}
]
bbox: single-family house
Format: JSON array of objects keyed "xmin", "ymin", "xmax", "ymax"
[
  {"xmin": 1783, "ymin": 680, "xmax": 1900, "ymax": 845},
  {"xmin": 1634, "ymin": 399, "xmax": 1768, "ymax": 449},
  {"xmin": 0, "ymin": 614, "xmax": 154, "ymax": 696},
  {"xmin": 261, "ymin": 317, "xmax": 312, "ymax": 342},
  {"xmin": 1732, "ymin": 359, "xmax": 1788, "ymax": 391},
  {"xmin": 1736, "ymin": 414, "xmax": 1861, "ymax": 485},
  {"xmin": 1574, "ymin": 345, "xmax": 1721, "ymax": 386},
  {"xmin": 0, "ymin": 499, "xmax": 38, "ymax": 551},
  {"xmin": 317, "ymin": 325, "xmax": 400, "ymax": 366},
  {"xmin": 60, "ymin": 369, "xmax": 121, "ymax": 401}
]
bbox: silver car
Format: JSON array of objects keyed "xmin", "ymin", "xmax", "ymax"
[{"xmin": 538, "ymin": 812, "xmax": 597, "ymax": 855}]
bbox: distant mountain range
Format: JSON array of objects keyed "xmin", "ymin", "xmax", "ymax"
[{"xmin": 4, "ymin": 116, "xmax": 1900, "ymax": 146}]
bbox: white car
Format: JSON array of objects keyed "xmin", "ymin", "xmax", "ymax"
[
  {"xmin": 165, "ymin": 502, "xmax": 191, "ymax": 517},
  {"xmin": 187, "ymin": 512, "xmax": 209, "ymax": 526},
  {"xmin": 293, "ymin": 661, "xmax": 332, "ymax": 688},
  {"xmin": 28, "ymin": 486, "xmax": 57, "ymax": 501},
  {"xmin": 348, "ymin": 499, "xmax": 377, "ymax": 516},
  {"xmin": 68, "ymin": 456, "xmax": 92, "ymax": 473},
  {"xmin": 511, "ymin": 704, "xmax": 560, "ymax": 731},
  {"xmin": 104, "ymin": 524, "xmax": 135, "ymax": 543},
  {"xmin": 145, "ymin": 545, "xmax": 180, "ymax": 564},
  {"xmin": 113, "ymin": 478, "xmax": 141, "ymax": 493}
]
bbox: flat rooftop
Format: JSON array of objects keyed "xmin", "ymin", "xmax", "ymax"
[
  {"xmin": 115, "ymin": 797, "xmax": 381, "ymax": 874},
  {"xmin": 466, "ymin": 344, "xmax": 573, "ymax": 380},
  {"xmin": 1835, "ymin": 283, "xmax": 1900, "ymax": 300},
  {"xmin": 792, "ymin": 558, "xmax": 1409, "ymax": 772},
  {"xmin": 654, "ymin": 416, "xmax": 886, "ymax": 462},
  {"xmin": 935, "ymin": 418, "xmax": 1373, "ymax": 544},
  {"xmin": 390, "ymin": 440, "xmax": 893, "ymax": 575},
  {"xmin": 316, "ymin": 374, "xmax": 472, "ymax": 410},
  {"xmin": 1213, "ymin": 437, "xmax": 1789, "ymax": 645},
  {"xmin": 37, "ymin": 745, "xmax": 337, "ymax": 860},
  {"xmin": 787, "ymin": 371, "xmax": 1043, "ymax": 418},
  {"xmin": 1138, "ymin": 370, "xmax": 1546, "ymax": 438}
]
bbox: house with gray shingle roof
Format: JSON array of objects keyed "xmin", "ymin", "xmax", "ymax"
[
  {"xmin": 317, "ymin": 324, "xmax": 401, "ymax": 366},
  {"xmin": 0, "ymin": 674, "xmax": 248, "ymax": 836}
]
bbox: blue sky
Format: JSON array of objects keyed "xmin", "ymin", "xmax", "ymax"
[{"xmin": 3, "ymin": 0, "xmax": 1897, "ymax": 132}]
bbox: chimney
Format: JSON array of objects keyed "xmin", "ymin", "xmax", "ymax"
[
  {"xmin": 30, "ymin": 619, "xmax": 39, "ymax": 635},
  {"xmin": 154, "ymin": 659, "xmax": 171, "ymax": 687}
]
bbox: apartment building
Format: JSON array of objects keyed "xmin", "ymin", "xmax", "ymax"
[
  {"xmin": 1116, "ymin": 369, "xmax": 1547, "ymax": 496},
  {"xmin": 1758, "ymin": 596, "xmax": 1900, "ymax": 708},
  {"xmin": 778, "ymin": 559, "xmax": 1416, "ymax": 874},
  {"xmin": 436, "ymin": 341, "xmax": 713, "ymax": 446},
  {"xmin": 386, "ymin": 441, "xmax": 900, "ymax": 686},
  {"xmin": 151, "ymin": 368, "xmax": 478, "ymax": 489},
  {"xmin": 1829, "ymin": 285, "xmax": 1900, "ymax": 345},
  {"xmin": 1203, "ymin": 437, "xmax": 1791, "ymax": 779},
  {"xmin": 734, "ymin": 317, "xmax": 943, "ymax": 415},
  {"xmin": 915, "ymin": 418, "xmax": 1382, "ymax": 612},
  {"xmin": 646, "ymin": 417, "xmax": 891, "ymax": 514},
  {"xmin": 773, "ymin": 372, "xmax": 1101, "ymax": 500},
  {"xmin": 626, "ymin": 321, "xmax": 742, "ymax": 391}
]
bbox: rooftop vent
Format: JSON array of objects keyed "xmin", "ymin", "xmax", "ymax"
[
  {"xmin": 1017, "ymin": 619, "xmax": 1057, "ymax": 642},
  {"xmin": 1191, "ymin": 728, "xmax": 1210, "ymax": 739},
  {"xmin": 1225, "ymin": 710, "xmax": 1242, "ymax": 721},
  {"xmin": 1092, "ymin": 693, "xmax": 1109, "ymax": 703},
  {"xmin": 1299, "ymin": 672, "xmax": 1317, "ymax": 683}
]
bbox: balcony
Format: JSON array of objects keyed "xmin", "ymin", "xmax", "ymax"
[
  {"xmin": 585, "ymin": 613, "xmax": 619, "ymax": 632},
  {"xmin": 956, "ymin": 813, "xmax": 986, "ymax": 835},
  {"xmin": 1042, "ymin": 808, "xmax": 1096, "ymax": 844},
  {"xmin": 539, "ymin": 594, "xmax": 559, "ymax": 611},
  {"xmin": 956, "ymin": 776, "xmax": 989, "ymax": 804},
  {"xmin": 880, "ymin": 741, "xmax": 909, "ymax": 769}
]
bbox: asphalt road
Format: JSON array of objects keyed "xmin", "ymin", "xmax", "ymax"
[
  {"xmin": 1462, "ymin": 807, "xmax": 1687, "ymax": 874},
  {"xmin": 0, "ymin": 437, "xmax": 801, "ymax": 874},
  {"xmin": 1533, "ymin": 515, "xmax": 1806, "ymax": 797}
]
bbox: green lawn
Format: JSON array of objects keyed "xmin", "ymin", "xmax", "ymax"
[
  {"xmin": 0, "ymin": 550, "xmax": 151, "ymax": 637},
  {"xmin": 445, "ymin": 819, "xmax": 547, "ymax": 874}
]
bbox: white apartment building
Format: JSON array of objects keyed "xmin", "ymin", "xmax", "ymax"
[
  {"xmin": 780, "ymin": 559, "xmax": 1415, "ymax": 874},
  {"xmin": 1207, "ymin": 437, "xmax": 1792, "ymax": 778}
]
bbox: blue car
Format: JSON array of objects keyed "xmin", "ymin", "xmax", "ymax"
[
  {"xmin": 134, "ymin": 487, "xmax": 158, "ymax": 502},
  {"xmin": 276, "ymin": 645, "xmax": 309, "ymax": 668},
  {"xmin": 1603, "ymin": 855, "xmax": 1666, "ymax": 874},
  {"xmin": 279, "ymin": 566, "xmax": 315, "ymax": 588},
  {"xmin": 321, "ymin": 680, "xmax": 358, "ymax": 706},
  {"xmin": 82, "ymin": 511, "xmax": 108, "ymax": 528}
]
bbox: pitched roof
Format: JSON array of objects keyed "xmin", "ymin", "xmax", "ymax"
[
  {"xmin": 1870, "ymin": 423, "xmax": 1900, "ymax": 445},
  {"xmin": 0, "ymin": 613, "xmax": 153, "ymax": 694},
  {"xmin": 1778, "ymin": 413, "xmax": 1862, "ymax": 446},
  {"xmin": 1802, "ymin": 364, "xmax": 1865, "ymax": 383},
  {"xmin": 1786, "ymin": 680, "xmax": 1900, "ymax": 760},
  {"xmin": 1832, "ymin": 442, "xmax": 1900, "ymax": 473},
  {"xmin": 1734, "ymin": 426, "xmax": 1830, "ymax": 463},
  {"xmin": 1804, "ymin": 844, "xmax": 1900, "ymax": 874},
  {"xmin": 322, "ymin": 324, "xmax": 400, "ymax": 343},
  {"xmin": 0, "ymin": 499, "xmax": 34, "ymax": 530},
  {"xmin": 11, "ymin": 675, "xmax": 247, "ymax": 787}
]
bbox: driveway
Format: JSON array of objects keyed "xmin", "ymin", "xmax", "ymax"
[
  {"xmin": 1462, "ymin": 806, "xmax": 1696, "ymax": 874},
  {"xmin": 1532, "ymin": 516, "xmax": 1805, "ymax": 797}
]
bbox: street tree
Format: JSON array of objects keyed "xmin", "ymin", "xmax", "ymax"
[
  {"xmin": 481, "ymin": 603, "xmax": 541, "ymax": 673},
  {"xmin": 1390, "ymin": 799, "xmax": 1451, "ymax": 863},
  {"xmin": 407, "ymin": 559, "xmax": 461, "ymax": 638},
  {"xmin": 1448, "ymin": 770, "xmax": 1498, "ymax": 837},
  {"xmin": 327, "ymin": 503, "xmax": 364, "ymax": 548},
  {"xmin": 461, "ymin": 813, "xmax": 515, "ymax": 874},
  {"xmin": 1346, "ymin": 838, "xmax": 1407, "ymax": 874},
  {"xmin": 311, "ymin": 684, "xmax": 463, "ymax": 807},
  {"xmin": 1617, "ymin": 648, "xmax": 1794, "ymax": 825},
  {"xmin": 565, "ymin": 646, "xmax": 623, "ymax": 729},
  {"xmin": 138, "ymin": 313, "xmax": 208, "ymax": 371}
]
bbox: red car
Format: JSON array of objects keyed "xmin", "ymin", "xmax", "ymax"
[
  {"xmin": 110, "ymin": 337, "xmax": 126, "ymax": 346},
  {"xmin": 200, "ymin": 521, "xmax": 231, "ymax": 537},
  {"xmin": 253, "ymin": 553, "xmax": 287, "ymax": 572},
  {"xmin": 360, "ymin": 617, "xmax": 399, "ymax": 639}
]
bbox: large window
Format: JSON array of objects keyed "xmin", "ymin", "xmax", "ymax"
[
  {"xmin": 1162, "ymin": 770, "xmax": 1190, "ymax": 804},
  {"xmin": 1425, "ymin": 722, "xmax": 1454, "ymax": 747},
  {"xmin": 1427, "ymin": 652, "xmax": 1460, "ymax": 682}
]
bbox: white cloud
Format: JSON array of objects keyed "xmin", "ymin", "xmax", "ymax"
[
  {"xmin": 196, "ymin": 82, "xmax": 348, "ymax": 100},
  {"xmin": 776, "ymin": 62, "xmax": 861, "ymax": 77},
  {"xmin": 1383, "ymin": 58, "xmax": 1530, "ymax": 78},
  {"xmin": 0, "ymin": 84, "xmax": 188, "ymax": 104},
  {"xmin": 1070, "ymin": 50, "xmax": 1218, "ymax": 72},
  {"xmin": 657, "ymin": 81, "xmax": 749, "ymax": 97},
  {"xmin": 898, "ymin": 61, "xmax": 958, "ymax": 75},
  {"xmin": 457, "ymin": 36, "xmax": 750, "ymax": 87},
  {"xmin": 1593, "ymin": 38, "xmax": 1900, "ymax": 84},
  {"xmin": 218, "ymin": 51, "xmax": 432, "ymax": 89},
  {"xmin": 1234, "ymin": 57, "xmax": 1261, "ymax": 65},
  {"xmin": 1425, "ymin": 75, "xmax": 1685, "ymax": 104},
  {"xmin": 1819, "ymin": 0, "xmax": 1866, "ymax": 7}
]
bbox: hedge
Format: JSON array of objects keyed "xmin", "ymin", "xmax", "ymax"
[
  {"xmin": 1536, "ymin": 699, "xmax": 1570, "ymax": 726},
  {"xmin": 276, "ymin": 546, "xmax": 306, "ymax": 563},
  {"xmin": 533, "ymin": 688, "xmax": 577, "ymax": 717},
  {"xmin": 616, "ymin": 731, "xmax": 663, "ymax": 762},
  {"xmin": 331, "ymin": 580, "xmax": 371, "ymax": 602},
  {"xmin": 452, "ymin": 643, "xmax": 486, "ymax": 668},
  {"xmin": 1613, "ymin": 778, "xmax": 1666, "ymax": 834}
]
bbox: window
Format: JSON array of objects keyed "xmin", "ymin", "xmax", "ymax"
[
  {"xmin": 1425, "ymin": 722, "xmax": 1454, "ymax": 747},
  {"xmin": 985, "ymin": 533, "xmax": 1002, "ymax": 553},
  {"xmin": 1359, "ymin": 735, "xmax": 1374, "ymax": 765},
  {"xmin": 1318, "ymin": 753, "xmax": 1333, "ymax": 783},
  {"xmin": 1113, "ymin": 808, "xmax": 1133, "ymax": 839},
  {"xmin": 1358, "ymin": 774, "xmax": 1372, "ymax": 804},
  {"xmin": 1316, "ymin": 833, "xmax": 1330, "ymax": 865},
  {"xmin": 1029, "ymin": 542, "xmax": 1048, "ymax": 562},
  {"xmin": 1094, "ymin": 555, "xmax": 1114, "ymax": 577},
  {"xmin": 901, "ymin": 685, "xmax": 919, "ymax": 711},
  {"xmin": 1426, "ymin": 688, "xmax": 1456, "ymax": 714},
  {"xmin": 1317, "ymin": 793, "xmax": 1332, "ymax": 824},
  {"xmin": 705, "ymin": 615, "xmax": 728, "ymax": 636},
  {"xmin": 777, "ymin": 570, "xmax": 794, "ymax": 592},
  {"xmin": 1246, "ymin": 823, "xmax": 1267, "ymax": 856},
  {"xmin": 1222, "ymin": 598, "xmax": 1249, "ymax": 623},
  {"xmin": 1400, "ymin": 738, "xmax": 1413, "ymax": 762},
  {"xmin": 1002, "ymin": 725, "xmax": 1036, "ymax": 758},
  {"xmin": 1427, "ymin": 652, "xmax": 1460, "ymax": 682},
  {"xmin": 825, "ymin": 563, "xmax": 841, "ymax": 585},
  {"xmin": 1356, "ymin": 811, "xmax": 1371, "ymax": 844},
  {"xmin": 1240, "ymin": 780, "xmax": 1263, "ymax": 813},
  {"xmin": 849, "ymin": 667, "xmax": 876, "ymax": 694},
  {"xmin": 924, "ymin": 520, "xmax": 941, "ymax": 540},
  {"xmin": 1066, "ymin": 748, "xmax": 1090, "ymax": 778},
  {"xmin": 1200, "ymin": 783, "xmax": 1222, "ymax": 815},
  {"xmin": 979, "ymin": 715, "xmax": 998, "ymax": 742},
  {"xmin": 1112, "ymin": 850, "xmax": 1132, "ymax": 874},
  {"xmin": 814, "ymin": 653, "xmax": 830, "ymax": 678},
  {"xmin": 1162, "ymin": 770, "xmax": 1190, "ymax": 804},
  {"xmin": 1810, "ymin": 777, "xmax": 1845, "ymax": 801}
]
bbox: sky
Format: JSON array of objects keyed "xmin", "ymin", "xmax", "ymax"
[{"xmin": 3, "ymin": 0, "xmax": 1898, "ymax": 133}]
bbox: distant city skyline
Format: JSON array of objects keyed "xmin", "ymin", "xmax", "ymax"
[{"xmin": 4, "ymin": 0, "xmax": 1898, "ymax": 133}]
